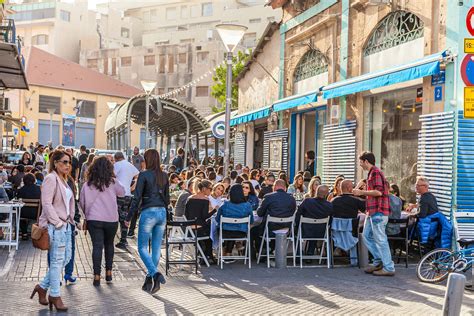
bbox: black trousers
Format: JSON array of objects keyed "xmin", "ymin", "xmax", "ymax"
[
  {"xmin": 128, "ymin": 209, "xmax": 139, "ymax": 234},
  {"xmin": 222, "ymin": 230, "xmax": 247, "ymax": 253},
  {"xmin": 87, "ymin": 220, "xmax": 118, "ymax": 275},
  {"xmin": 117, "ymin": 196, "xmax": 132, "ymax": 243},
  {"xmin": 20, "ymin": 206, "xmax": 38, "ymax": 234},
  {"xmin": 197, "ymin": 225, "xmax": 213, "ymax": 258}
]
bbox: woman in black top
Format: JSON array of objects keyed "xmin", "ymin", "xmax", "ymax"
[
  {"xmin": 18, "ymin": 152, "xmax": 33, "ymax": 166},
  {"xmin": 185, "ymin": 179, "xmax": 215, "ymax": 262},
  {"xmin": 17, "ymin": 173, "xmax": 41, "ymax": 240}
]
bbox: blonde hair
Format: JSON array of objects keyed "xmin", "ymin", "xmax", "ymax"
[{"xmin": 305, "ymin": 178, "xmax": 321, "ymax": 198}]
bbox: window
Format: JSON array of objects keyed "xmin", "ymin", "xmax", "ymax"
[
  {"xmin": 104, "ymin": 58, "xmax": 108, "ymax": 74},
  {"xmin": 196, "ymin": 86, "xmax": 209, "ymax": 97},
  {"xmin": 166, "ymin": 7, "xmax": 177, "ymax": 20},
  {"xmin": 202, "ymin": 3, "xmax": 213, "ymax": 16},
  {"xmin": 180, "ymin": 38, "xmax": 194, "ymax": 44},
  {"xmin": 155, "ymin": 40, "xmax": 170, "ymax": 46},
  {"xmin": 111, "ymin": 58, "xmax": 117, "ymax": 76},
  {"xmin": 121, "ymin": 56, "xmax": 131, "ymax": 67},
  {"xmin": 196, "ymin": 51, "xmax": 209, "ymax": 63},
  {"xmin": 39, "ymin": 95, "xmax": 60, "ymax": 114},
  {"xmin": 144, "ymin": 55, "xmax": 155, "ymax": 66},
  {"xmin": 159, "ymin": 55, "xmax": 166, "ymax": 73},
  {"xmin": 178, "ymin": 89, "xmax": 186, "ymax": 98},
  {"xmin": 190, "ymin": 5, "xmax": 200, "ymax": 18},
  {"xmin": 178, "ymin": 53, "xmax": 187, "ymax": 64},
  {"xmin": 181, "ymin": 6, "xmax": 188, "ymax": 19},
  {"xmin": 242, "ymin": 33, "xmax": 257, "ymax": 47},
  {"xmin": 32, "ymin": 34, "xmax": 48, "ymax": 45},
  {"xmin": 249, "ymin": 18, "xmax": 261, "ymax": 24},
  {"xmin": 168, "ymin": 54, "xmax": 175, "ymax": 73},
  {"xmin": 76, "ymin": 100, "xmax": 96, "ymax": 118},
  {"xmin": 60, "ymin": 10, "xmax": 70, "ymax": 22},
  {"xmin": 87, "ymin": 59, "xmax": 98, "ymax": 69},
  {"xmin": 121, "ymin": 27, "xmax": 130, "ymax": 38},
  {"xmin": 168, "ymin": 87, "xmax": 176, "ymax": 92},
  {"xmin": 157, "ymin": 87, "xmax": 166, "ymax": 95},
  {"xmin": 293, "ymin": 49, "xmax": 328, "ymax": 83}
]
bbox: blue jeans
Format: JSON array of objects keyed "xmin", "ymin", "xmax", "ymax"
[
  {"xmin": 65, "ymin": 225, "xmax": 75, "ymax": 276},
  {"xmin": 40, "ymin": 223, "xmax": 72, "ymax": 297},
  {"xmin": 363, "ymin": 214, "xmax": 395, "ymax": 272},
  {"xmin": 137, "ymin": 207, "xmax": 166, "ymax": 277}
]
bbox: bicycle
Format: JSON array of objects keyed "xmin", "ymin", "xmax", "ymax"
[{"xmin": 416, "ymin": 239, "xmax": 474, "ymax": 283}]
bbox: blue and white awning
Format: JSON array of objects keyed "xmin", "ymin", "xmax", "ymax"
[
  {"xmin": 230, "ymin": 105, "xmax": 271, "ymax": 127},
  {"xmin": 272, "ymin": 89, "xmax": 319, "ymax": 112},
  {"xmin": 322, "ymin": 51, "xmax": 448, "ymax": 99}
]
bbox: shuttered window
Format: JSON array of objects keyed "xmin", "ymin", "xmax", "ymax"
[{"xmin": 39, "ymin": 95, "xmax": 61, "ymax": 114}]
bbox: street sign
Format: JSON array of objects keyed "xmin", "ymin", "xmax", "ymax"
[
  {"xmin": 465, "ymin": 38, "xmax": 474, "ymax": 53},
  {"xmin": 431, "ymin": 70, "xmax": 445, "ymax": 85},
  {"xmin": 461, "ymin": 54, "xmax": 474, "ymax": 86},
  {"xmin": 467, "ymin": 7, "xmax": 474, "ymax": 36},
  {"xmin": 464, "ymin": 87, "xmax": 474, "ymax": 118},
  {"xmin": 434, "ymin": 86, "xmax": 443, "ymax": 102},
  {"xmin": 211, "ymin": 120, "xmax": 226, "ymax": 139}
]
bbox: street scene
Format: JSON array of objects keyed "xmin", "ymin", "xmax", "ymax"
[{"xmin": 1, "ymin": 0, "xmax": 474, "ymax": 314}]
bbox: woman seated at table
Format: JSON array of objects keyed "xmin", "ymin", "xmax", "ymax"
[
  {"xmin": 209, "ymin": 183, "xmax": 225, "ymax": 211},
  {"xmin": 287, "ymin": 174, "xmax": 307, "ymax": 196},
  {"xmin": 185, "ymin": 179, "xmax": 215, "ymax": 263},
  {"xmin": 327, "ymin": 176, "xmax": 344, "ymax": 202},
  {"xmin": 215, "ymin": 184, "xmax": 254, "ymax": 257},
  {"xmin": 242, "ymin": 180, "xmax": 259, "ymax": 211},
  {"xmin": 304, "ymin": 178, "xmax": 321, "ymax": 199},
  {"xmin": 18, "ymin": 152, "xmax": 34, "ymax": 166},
  {"xmin": 17, "ymin": 173, "xmax": 41, "ymax": 240}
]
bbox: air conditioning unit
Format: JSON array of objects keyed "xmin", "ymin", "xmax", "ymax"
[
  {"xmin": 368, "ymin": 0, "xmax": 391, "ymax": 4},
  {"xmin": 0, "ymin": 98, "xmax": 10, "ymax": 113}
]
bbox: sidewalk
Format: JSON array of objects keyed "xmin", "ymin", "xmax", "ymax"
[{"xmin": 1, "ymin": 233, "xmax": 474, "ymax": 314}]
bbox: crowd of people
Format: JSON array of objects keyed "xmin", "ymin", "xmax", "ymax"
[{"xmin": 0, "ymin": 142, "xmax": 449, "ymax": 311}]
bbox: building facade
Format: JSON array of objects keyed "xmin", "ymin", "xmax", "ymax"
[{"xmin": 80, "ymin": 0, "xmax": 281, "ymax": 116}]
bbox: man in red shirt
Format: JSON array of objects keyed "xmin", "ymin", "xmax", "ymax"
[{"xmin": 353, "ymin": 152, "xmax": 395, "ymax": 276}]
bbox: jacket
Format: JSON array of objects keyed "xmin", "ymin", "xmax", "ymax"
[
  {"xmin": 257, "ymin": 189, "xmax": 296, "ymax": 219},
  {"xmin": 417, "ymin": 212, "xmax": 452, "ymax": 248},
  {"xmin": 331, "ymin": 218, "xmax": 359, "ymax": 251},
  {"xmin": 215, "ymin": 200, "xmax": 254, "ymax": 232},
  {"xmin": 296, "ymin": 197, "xmax": 332, "ymax": 238},
  {"xmin": 39, "ymin": 171, "xmax": 75, "ymax": 228},
  {"xmin": 127, "ymin": 170, "xmax": 170, "ymax": 221},
  {"xmin": 246, "ymin": 194, "xmax": 259, "ymax": 211}
]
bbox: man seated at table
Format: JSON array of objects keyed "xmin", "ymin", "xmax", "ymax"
[
  {"xmin": 295, "ymin": 185, "xmax": 333, "ymax": 259},
  {"xmin": 251, "ymin": 179, "xmax": 296, "ymax": 257},
  {"xmin": 332, "ymin": 180, "xmax": 366, "ymax": 218},
  {"xmin": 258, "ymin": 173, "xmax": 275, "ymax": 199}
]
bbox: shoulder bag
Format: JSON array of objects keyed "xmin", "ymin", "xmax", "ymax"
[{"xmin": 31, "ymin": 201, "xmax": 49, "ymax": 250}]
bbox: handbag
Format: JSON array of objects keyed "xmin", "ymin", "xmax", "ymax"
[{"xmin": 31, "ymin": 204, "xmax": 49, "ymax": 250}]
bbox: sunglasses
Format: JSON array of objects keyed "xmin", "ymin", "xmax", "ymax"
[
  {"xmin": 58, "ymin": 160, "xmax": 71, "ymax": 165},
  {"xmin": 242, "ymin": 186, "xmax": 250, "ymax": 189}
]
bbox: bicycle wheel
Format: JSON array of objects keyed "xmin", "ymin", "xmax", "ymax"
[{"xmin": 416, "ymin": 248, "xmax": 454, "ymax": 283}]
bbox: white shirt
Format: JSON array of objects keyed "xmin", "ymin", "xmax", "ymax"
[
  {"xmin": 250, "ymin": 179, "xmax": 261, "ymax": 191},
  {"xmin": 209, "ymin": 195, "xmax": 224, "ymax": 210},
  {"xmin": 64, "ymin": 185, "xmax": 73, "ymax": 217},
  {"xmin": 35, "ymin": 152, "xmax": 45, "ymax": 164},
  {"xmin": 114, "ymin": 159, "xmax": 139, "ymax": 196}
]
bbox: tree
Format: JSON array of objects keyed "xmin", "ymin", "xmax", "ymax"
[{"xmin": 210, "ymin": 50, "xmax": 250, "ymax": 113}]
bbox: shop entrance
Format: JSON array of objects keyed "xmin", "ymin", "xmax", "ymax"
[
  {"xmin": 253, "ymin": 125, "xmax": 265, "ymax": 169},
  {"xmin": 290, "ymin": 107, "xmax": 326, "ymax": 179}
]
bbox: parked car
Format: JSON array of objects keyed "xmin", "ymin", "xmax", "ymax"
[{"xmin": 94, "ymin": 149, "xmax": 127, "ymax": 160}]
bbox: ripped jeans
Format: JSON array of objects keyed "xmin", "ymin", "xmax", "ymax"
[
  {"xmin": 363, "ymin": 214, "xmax": 395, "ymax": 272},
  {"xmin": 40, "ymin": 223, "xmax": 72, "ymax": 297}
]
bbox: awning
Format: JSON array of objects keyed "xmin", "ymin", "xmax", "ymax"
[
  {"xmin": 201, "ymin": 110, "xmax": 238, "ymax": 134},
  {"xmin": 230, "ymin": 105, "xmax": 271, "ymax": 127},
  {"xmin": 0, "ymin": 42, "xmax": 28, "ymax": 90},
  {"xmin": 272, "ymin": 89, "xmax": 318, "ymax": 112},
  {"xmin": 322, "ymin": 51, "xmax": 448, "ymax": 99}
]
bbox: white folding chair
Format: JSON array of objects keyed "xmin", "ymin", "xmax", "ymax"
[
  {"xmin": 257, "ymin": 215, "xmax": 296, "ymax": 268},
  {"xmin": 218, "ymin": 215, "xmax": 251, "ymax": 269},
  {"xmin": 297, "ymin": 216, "xmax": 331, "ymax": 268}
]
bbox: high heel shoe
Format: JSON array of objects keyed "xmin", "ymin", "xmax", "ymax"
[
  {"xmin": 93, "ymin": 274, "xmax": 100, "ymax": 286},
  {"xmin": 48, "ymin": 296, "xmax": 68, "ymax": 312},
  {"xmin": 105, "ymin": 270, "xmax": 112, "ymax": 283},
  {"xmin": 30, "ymin": 284, "xmax": 48, "ymax": 306},
  {"xmin": 64, "ymin": 274, "xmax": 77, "ymax": 285}
]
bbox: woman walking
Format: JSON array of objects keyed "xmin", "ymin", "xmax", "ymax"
[
  {"xmin": 80, "ymin": 156, "xmax": 125, "ymax": 286},
  {"xmin": 126, "ymin": 149, "xmax": 169, "ymax": 294},
  {"xmin": 31, "ymin": 150, "xmax": 74, "ymax": 311}
]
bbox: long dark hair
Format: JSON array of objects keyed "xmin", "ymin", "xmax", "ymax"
[
  {"xmin": 229, "ymin": 184, "xmax": 246, "ymax": 204},
  {"xmin": 86, "ymin": 156, "xmax": 115, "ymax": 191},
  {"xmin": 144, "ymin": 149, "xmax": 167, "ymax": 187},
  {"xmin": 242, "ymin": 180, "xmax": 256, "ymax": 197},
  {"xmin": 49, "ymin": 150, "xmax": 72, "ymax": 175}
]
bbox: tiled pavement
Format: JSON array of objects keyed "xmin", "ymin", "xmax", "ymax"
[{"xmin": 1, "ymin": 233, "xmax": 474, "ymax": 314}]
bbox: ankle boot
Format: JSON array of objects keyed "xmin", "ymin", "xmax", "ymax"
[
  {"xmin": 48, "ymin": 296, "xmax": 68, "ymax": 312},
  {"xmin": 30, "ymin": 284, "xmax": 48, "ymax": 306}
]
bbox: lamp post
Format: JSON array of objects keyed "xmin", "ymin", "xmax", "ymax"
[
  {"xmin": 215, "ymin": 23, "xmax": 247, "ymax": 176},
  {"xmin": 140, "ymin": 80, "xmax": 157, "ymax": 149},
  {"xmin": 46, "ymin": 107, "xmax": 55, "ymax": 146}
]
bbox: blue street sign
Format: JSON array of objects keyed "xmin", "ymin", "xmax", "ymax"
[
  {"xmin": 431, "ymin": 70, "xmax": 445, "ymax": 86},
  {"xmin": 434, "ymin": 86, "xmax": 443, "ymax": 102}
]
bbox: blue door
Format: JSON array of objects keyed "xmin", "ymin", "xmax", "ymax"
[
  {"xmin": 76, "ymin": 123, "xmax": 95, "ymax": 149},
  {"xmin": 38, "ymin": 119, "xmax": 60, "ymax": 147}
]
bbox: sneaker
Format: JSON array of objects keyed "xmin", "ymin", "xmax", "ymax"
[
  {"xmin": 372, "ymin": 269, "xmax": 395, "ymax": 277},
  {"xmin": 150, "ymin": 272, "xmax": 166, "ymax": 294},
  {"xmin": 127, "ymin": 231, "xmax": 135, "ymax": 238},
  {"xmin": 142, "ymin": 276, "xmax": 152, "ymax": 292},
  {"xmin": 223, "ymin": 259, "xmax": 236, "ymax": 264},
  {"xmin": 115, "ymin": 242, "xmax": 128, "ymax": 250},
  {"xmin": 364, "ymin": 263, "xmax": 383, "ymax": 274}
]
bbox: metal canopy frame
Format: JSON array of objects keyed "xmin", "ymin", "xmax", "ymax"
[{"xmin": 105, "ymin": 95, "xmax": 209, "ymax": 167}]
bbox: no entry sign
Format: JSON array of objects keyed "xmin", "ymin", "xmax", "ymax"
[{"xmin": 467, "ymin": 7, "xmax": 474, "ymax": 36}]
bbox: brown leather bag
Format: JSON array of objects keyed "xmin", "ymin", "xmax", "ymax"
[{"xmin": 31, "ymin": 200, "xmax": 49, "ymax": 250}]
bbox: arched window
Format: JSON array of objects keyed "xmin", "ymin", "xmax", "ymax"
[
  {"xmin": 32, "ymin": 34, "xmax": 49, "ymax": 45},
  {"xmin": 293, "ymin": 49, "xmax": 328, "ymax": 83},
  {"xmin": 363, "ymin": 11, "xmax": 423, "ymax": 57}
]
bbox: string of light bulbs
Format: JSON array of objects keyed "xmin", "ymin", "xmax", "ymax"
[{"xmin": 158, "ymin": 59, "xmax": 227, "ymax": 99}]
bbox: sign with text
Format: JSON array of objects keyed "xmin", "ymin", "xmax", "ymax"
[
  {"xmin": 62, "ymin": 115, "xmax": 76, "ymax": 147},
  {"xmin": 466, "ymin": 38, "xmax": 474, "ymax": 53},
  {"xmin": 434, "ymin": 86, "xmax": 443, "ymax": 102},
  {"xmin": 464, "ymin": 87, "xmax": 474, "ymax": 118}
]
